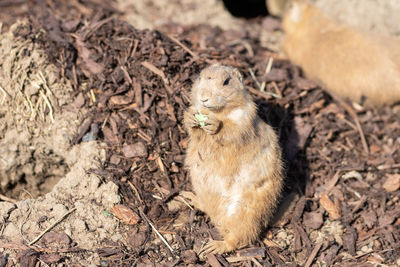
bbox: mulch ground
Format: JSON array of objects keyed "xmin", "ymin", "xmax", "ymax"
[{"xmin": 1, "ymin": 1, "xmax": 399, "ymax": 266}]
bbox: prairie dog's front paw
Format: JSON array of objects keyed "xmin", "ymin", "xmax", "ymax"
[
  {"xmin": 184, "ymin": 109, "xmax": 200, "ymax": 129},
  {"xmin": 202, "ymin": 116, "xmax": 221, "ymax": 135}
]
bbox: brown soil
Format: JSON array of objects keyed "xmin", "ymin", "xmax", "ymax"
[{"xmin": 0, "ymin": 1, "xmax": 399, "ymax": 266}]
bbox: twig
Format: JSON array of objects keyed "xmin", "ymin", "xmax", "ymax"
[
  {"xmin": 90, "ymin": 89, "xmax": 96, "ymax": 102},
  {"xmin": 351, "ymin": 195, "xmax": 367, "ymax": 213},
  {"xmin": 265, "ymin": 57, "xmax": 274, "ymax": 74},
  {"xmin": 127, "ymin": 181, "xmax": 174, "ymax": 252},
  {"xmin": 127, "ymin": 181, "xmax": 143, "ymax": 203},
  {"xmin": 304, "ymin": 242, "xmax": 322, "ymax": 267},
  {"xmin": 271, "ymin": 81, "xmax": 282, "ymax": 99},
  {"xmin": 248, "ymin": 68, "xmax": 262, "ymax": 91},
  {"xmin": 247, "ymin": 86, "xmax": 280, "ymax": 100},
  {"xmin": 130, "ymin": 39, "xmax": 139, "ymax": 59},
  {"xmin": 39, "ymin": 89, "xmax": 54, "ymax": 123},
  {"xmin": 260, "ymin": 57, "xmax": 274, "ymax": 92},
  {"xmin": 239, "ymin": 40, "xmax": 254, "ymax": 57},
  {"xmin": 0, "ymin": 194, "xmax": 17, "ymax": 203},
  {"xmin": 38, "ymin": 71, "xmax": 54, "ymax": 97},
  {"xmin": 167, "ymin": 35, "xmax": 199, "ymax": 59},
  {"xmin": 139, "ymin": 209, "xmax": 174, "ymax": 253},
  {"xmin": 261, "ymin": 57, "xmax": 276, "ymax": 91},
  {"xmin": 28, "ymin": 208, "xmax": 76, "ymax": 245},
  {"xmin": 330, "ymin": 94, "xmax": 369, "ymax": 154},
  {"xmin": 176, "ymin": 196, "xmax": 194, "ymax": 211},
  {"xmin": 0, "ymin": 84, "xmax": 10, "ymax": 104},
  {"xmin": 141, "ymin": 61, "xmax": 173, "ymax": 94}
]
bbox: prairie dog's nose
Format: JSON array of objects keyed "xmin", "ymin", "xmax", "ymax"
[{"xmin": 200, "ymin": 98, "xmax": 209, "ymax": 103}]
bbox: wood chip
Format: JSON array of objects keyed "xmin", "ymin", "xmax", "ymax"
[
  {"xmin": 319, "ymin": 192, "xmax": 341, "ymax": 220},
  {"xmin": 111, "ymin": 205, "xmax": 140, "ymax": 225},
  {"xmin": 382, "ymin": 174, "xmax": 400, "ymax": 192}
]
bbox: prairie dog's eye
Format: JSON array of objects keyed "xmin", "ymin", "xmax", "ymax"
[{"xmin": 223, "ymin": 76, "xmax": 231, "ymax": 86}]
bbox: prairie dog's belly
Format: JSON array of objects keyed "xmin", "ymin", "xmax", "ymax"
[{"xmin": 190, "ymin": 152, "xmax": 273, "ymax": 219}]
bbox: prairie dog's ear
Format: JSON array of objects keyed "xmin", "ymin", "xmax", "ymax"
[{"xmin": 232, "ymin": 68, "xmax": 243, "ymax": 83}]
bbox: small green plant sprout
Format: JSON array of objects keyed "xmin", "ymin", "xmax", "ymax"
[{"xmin": 194, "ymin": 111, "xmax": 208, "ymax": 127}]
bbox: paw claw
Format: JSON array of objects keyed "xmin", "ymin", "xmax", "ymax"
[{"xmin": 201, "ymin": 240, "xmax": 229, "ymax": 255}]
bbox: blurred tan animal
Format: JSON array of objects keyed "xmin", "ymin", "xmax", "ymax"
[
  {"xmin": 282, "ymin": 0, "xmax": 400, "ymax": 107},
  {"xmin": 182, "ymin": 64, "xmax": 283, "ymax": 254},
  {"xmin": 266, "ymin": 0, "xmax": 289, "ymax": 16}
]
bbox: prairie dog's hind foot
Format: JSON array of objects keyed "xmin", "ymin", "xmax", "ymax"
[{"xmin": 201, "ymin": 239, "xmax": 236, "ymax": 255}]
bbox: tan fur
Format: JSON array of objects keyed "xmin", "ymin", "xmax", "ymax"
[
  {"xmin": 266, "ymin": 0, "xmax": 289, "ymax": 16},
  {"xmin": 282, "ymin": 0, "xmax": 400, "ymax": 107},
  {"xmin": 183, "ymin": 65, "xmax": 283, "ymax": 254}
]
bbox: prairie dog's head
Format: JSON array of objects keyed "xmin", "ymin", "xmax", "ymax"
[
  {"xmin": 191, "ymin": 64, "xmax": 246, "ymax": 112},
  {"xmin": 282, "ymin": 0, "xmax": 310, "ymax": 34}
]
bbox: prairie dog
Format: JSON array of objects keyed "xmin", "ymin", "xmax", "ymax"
[
  {"xmin": 183, "ymin": 65, "xmax": 283, "ymax": 254},
  {"xmin": 282, "ymin": 0, "xmax": 400, "ymax": 107}
]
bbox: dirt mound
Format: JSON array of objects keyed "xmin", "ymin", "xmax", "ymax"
[
  {"xmin": 0, "ymin": 20, "xmax": 74, "ymax": 199},
  {"xmin": 0, "ymin": 21, "xmax": 122, "ymax": 266}
]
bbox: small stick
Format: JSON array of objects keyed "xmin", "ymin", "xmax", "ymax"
[
  {"xmin": 351, "ymin": 195, "xmax": 367, "ymax": 213},
  {"xmin": 260, "ymin": 58, "xmax": 275, "ymax": 92},
  {"xmin": 167, "ymin": 35, "xmax": 199, "ymax": 59},
  {"xmin": 90, "ymin": 89, "xmax": 96, "ymax": 102},
  {"xmin": 248, "ymin": 68, "xmax": 262, "ymax": 91},
  {"xmin": 247, "ymin": 86, "xmax": 280, "ymax": 99},
  {"xmin": 130, "ymin": 39, "xmax": 139, "ymax": 59},
  {"xmin": 139, "ymin": 209, "xmax": 174, "ymax": 253},
  {"xmin": 304, "ymin": 242, "xmax": 322, "ymax": 267},
  {"xmin": 38, "ymin": 71, "xmax": 54, "ymax": 96},
  {"xmin": 330, "ymin": 93, "xmax": 369, "ymax": 153},
  {"xmin": 265, "ymin": 57, "xmax": 274, "ymax": 74},
  {"xmin": 127, "ymin": 181, "xmax": 174, "ymax": 252},
  {"xmin": 0, "ymin": 84, "xmax": 10, "ymax": 104},
  {"xmin": 128, "ymin": 181, "xmax": 143, "ymax": 203},
  {"xmin": 271, "ymin": 81, "xmax": 282, "ymax": 99},
  {"xmin": 141, "ymin": 61, "xmax": 173, "ymax": 94},
  {"xmin": 176, "ymin": 196, "xmax": 194, "ymax": 211},
  {"xmin": 240, "ymin": 40, "xmax": 254, "ymax": 57},
  {"xmin": 0, "ymin": 194, "xmax": 17, "ymax": 203},
  {"xmin": 39, "ymin": 89, "xmax": 54, "ymax": 123},
  {"xmin": 28, "ymin": 208, "xmax": 76, "ymax": 245}
]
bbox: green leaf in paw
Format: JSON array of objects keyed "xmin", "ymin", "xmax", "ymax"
[{"xmin": 194, "ymin": 112, "xmax": 208, "ymax": 127}]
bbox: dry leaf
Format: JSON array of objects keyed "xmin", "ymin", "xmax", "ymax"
[
  {"xmin": 319, "ymin": 192, "xmax": 341, "ymax": 219},
  {"xmin": 382, "ymin": 174, "xmax": 400, "ymax": 192},
  {"xmin": 111, "ymin": 205, "xmax": 140, "ymax": 225}
]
